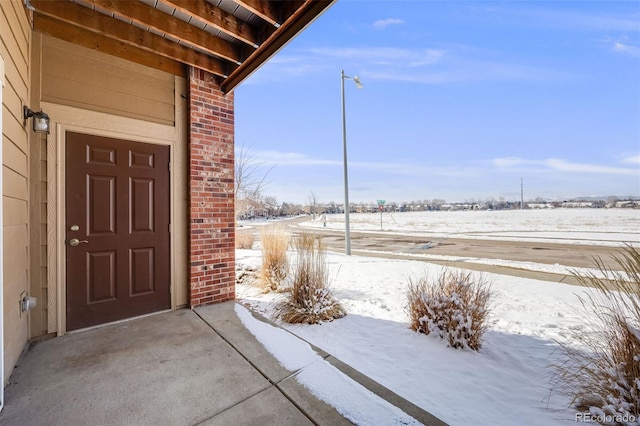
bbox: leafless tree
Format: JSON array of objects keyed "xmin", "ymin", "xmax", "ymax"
[
  {"xmin": 235, "ymin": 145, "xmax": 274, "ymax": 219},
  {"xmin": 308, "ymin": 191, "xmax": 318, "ymax": 219}
]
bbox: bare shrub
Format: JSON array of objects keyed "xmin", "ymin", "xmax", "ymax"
[
  {"xmin": 236, "ymin": 232, "xmax": 255, "ymax": 249},
  {"xmin": 406, "ymin": 269, "xmax": 492, "ymax": 351},
  {"xmin": 275, "ymin": 232, "xmax": 346, "ymax": 324},
  {"xmin": 236, "ymin": 263, "xmax": 259, "ymax": 287},
  {"xmin": 554, "ymin": 245, "xmax": 640, "ymax": 422},
  {"xmin": 260, "ymin": 225, "xmax": 290, "ymax": 291}
]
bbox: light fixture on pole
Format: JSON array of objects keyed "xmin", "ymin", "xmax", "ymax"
[{"xmin": 341, "ymin": 69, "xmax": 363, "ymax": 256}]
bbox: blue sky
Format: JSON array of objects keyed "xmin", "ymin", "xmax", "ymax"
[{"xmin": 235, "ymin": 0, "xmax": 640, "ymax": 205}]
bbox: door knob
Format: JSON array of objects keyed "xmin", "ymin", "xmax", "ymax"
[{"xmin": 69, "ymin": 238, "xmax": 89, "ymax": 246}]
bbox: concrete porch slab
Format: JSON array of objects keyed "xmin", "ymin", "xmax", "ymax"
[
  {"xmin": 1, "ymin": 302, "xmax": 445, "ymax": 425},
  {"xmin": 0, "ymin": 308, "xmax": 310, "ymax": 425}
]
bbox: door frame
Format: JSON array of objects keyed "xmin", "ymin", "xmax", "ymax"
[{"xmin": 43, "ymin": 81, "xmax": 188, "ymax": 335}]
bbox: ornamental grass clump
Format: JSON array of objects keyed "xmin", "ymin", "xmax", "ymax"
[
  {"xmin": 406, "ymin": 269, "xmax": 492, "ymax": 351},
  {"xmin": 275, "ymin": 232, "xmax": 345, "ymax": 324},
  {"xmin": 260, "ymin": 224, "xmax": 290, "ymax": 291},
  {"xmin": 235, "ymin": 232, "xmax": 255, "ymax": 249},
  {"xmin": 554, "ymin": 245, "xmax": 640, "ymax": 423}
]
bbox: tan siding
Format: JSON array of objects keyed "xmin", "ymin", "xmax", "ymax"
[
  {"xmin": 41, "ymin": 36, "xmax": 175, "ymax": 126},
  {"xmin": 3, "ymin": 197, "xmax": 27, "ymax": 226},
  {"xmin": 3, "ymin": 166, "xmax": 27, "ymax": 200},
  {"xmin": 8, "ymin": 0, "xmax": 30, "ymax": 46},
  {"xmin": 0, "ymin": 3, "xmax": 28, "ymax": 88},
  {"xmin": 3, "ymin": 224, "xmax": 29, "ymax": 363},
  {"xmin": 2, "ymin": 134, "xmax": 27, "ymax": 175},
  {"xmin": 29, "ymin": 33, "xmax": 47, "ymax": 338},
  {"xmin": 2, "ymin": 104, "xmax": 27, "ymax": 153},
  {"xmin": 1, "ymin": 0, "xmax": 30, "ymax": 384}
]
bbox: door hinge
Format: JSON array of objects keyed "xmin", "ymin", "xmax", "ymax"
[{"xmin": 168, "ymin": 162, "xmax": 171, "ymax": 172}]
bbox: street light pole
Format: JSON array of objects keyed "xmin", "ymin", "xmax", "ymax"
[
  {"xmin": 341, "ymin": 70, "xmax": 351, "ymax": 255},
  {"xmin": 341, "ymin": 70, "xmax": 362, "ymax": 256}
]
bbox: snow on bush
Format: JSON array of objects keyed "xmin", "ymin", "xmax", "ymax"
[
  {"xmin": 554, "ymin": 245, "xmax": 640, "ymax": 424},
  {"xmin": 275, "ymin": 232, "xmax": 345, "ymax": 324},
  {"xmin": 406, "ymin": 269, "xmax": 492, "ymax": 351},
  {"xmin": 236, "ymin": 263, "xmax": 259, "ymax": 286},
  {"xmin": 260, "ymin": 224, "xmax": 290, "ymax": 291}
]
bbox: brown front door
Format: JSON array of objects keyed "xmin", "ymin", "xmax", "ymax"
[{"xmin": 65, "ymin": 132, "xmax": 170, "ymax": 331}]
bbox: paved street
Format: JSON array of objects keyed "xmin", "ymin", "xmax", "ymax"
[{"xmin": 239, "ymin": 216, "xmax": 629, "ymax": 286}]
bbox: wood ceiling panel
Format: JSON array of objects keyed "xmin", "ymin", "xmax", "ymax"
[
  {"xmin": 234, "ymin": 0, "xmax": 281, "ymax": 27},
  {"xmin": 34, "ymin": 14, "xmax": 184, "ymax": 76},
  {"xmin": 29, "ymin": 0, "xmax": 336, "ymax": 92},
  {"xmin": 82, "ymin": 0, "xmax": 244, "ymax": 64},
  {"xmin": 31, "ymin": 1, "xmax": 228, "ymax": 77},
  {"xmin": 162, "ymin": 0, "xmax": 262, "ymax": 48}
]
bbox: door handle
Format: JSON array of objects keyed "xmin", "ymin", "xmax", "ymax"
[{"xmin": 69, "ymin": 238, "xmax": 89, "ymax": 247}]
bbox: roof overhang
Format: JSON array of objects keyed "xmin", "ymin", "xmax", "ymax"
[{"xmin": 27, "ymin": 0, "xmax": 336, "ymax": 93}]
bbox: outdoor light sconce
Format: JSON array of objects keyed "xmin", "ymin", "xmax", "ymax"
[
  {"xmin": 23, "ymin": 106, "xmax": 50, "ymax": 134},
  {"xmin": 21, "ymin": 295, "xmax": 37, "ymax": 312}
]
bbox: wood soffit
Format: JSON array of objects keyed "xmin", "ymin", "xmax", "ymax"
[{"xmin": 28, "ymin": 0, "xmax": 335, "ymax": 92}]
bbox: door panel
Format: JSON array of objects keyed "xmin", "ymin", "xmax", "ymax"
[
  {"xmin": 87, "ymin": 251, "xmax": 117, "ymax": 303},
  {"xmin": 88, "ymin": 175, "xmax": 116, "ymax": 235},
  {"xmin": 66, "ymin": 132, "xmax": 170, "ymax": 331},
  {"xmin": 130, "ymin": 178, "xmax": 154, "ymax": 233}
]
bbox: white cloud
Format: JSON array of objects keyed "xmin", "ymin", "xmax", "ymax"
[
  {"xmin": 372, "ymin": 18, "xmax": 405, "ymax": 30},
  {"xmin": 493, "ymin": 156, "xmax": 639, "ymax": 176},
  {"xmin": 492, "ymin": 157, "xmax": 528, "ymax": 167},
  {"xmin": 247, "ymin": 149, "xmax": 475, "ymax": 178},
  {"xmin": 248, "ymin": 41, "xmax": 569, "ymax": 85},
  {"xmin": 365, "ymin": 58, "xmax": 569, "ymax": 84},
  {"xmin": 622, "ymin": 155, "xmax": 640, "ymax": 165},
  {"xmin": 251, "ymin": 150, "xmax": 339, "ymax": 167},
  {"xmin": 306, "ymin": 47, "xmax": 446, "ymax": 65},
  {"xmin": 613, "ymin": 41, "xmax": 640, "ymax": 57},
  {"xmin": 576, "ymin": 14, "xmax": 640, "ymax": 32},
  {"xmin": 543, "ymin": 158, "xmax": 637, "ymax": 175}
]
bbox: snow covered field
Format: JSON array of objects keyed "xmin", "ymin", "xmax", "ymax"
[
  {"xmin": 236, "ymin": 209, "xmax": 640, "ymax": 425},
  {"xmin": 302, "ymin": 208, "xmax": 640, "ymax": 245}
]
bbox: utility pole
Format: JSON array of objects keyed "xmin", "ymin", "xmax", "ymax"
[{"xmin": 520, "ymin": 178, "xmax": 524, "ymax": 210}]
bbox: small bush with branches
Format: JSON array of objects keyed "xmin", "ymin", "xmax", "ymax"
[
  {"xmin": 554, "ymin": 244, "xmax": 640, "ymax": 423},
  {"xmin": 406, "ymin": 269, "xmax": 492, "ymax": 351},
  {"xmin": 260, "ymin": 225, "xmax": 290, "ymax": 291},
  {"xmin": 275, "ymin": 232, "xmax": 345, "ymax": 324}
]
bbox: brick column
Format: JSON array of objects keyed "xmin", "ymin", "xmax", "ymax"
[{"xmin": 188, "ymin": 68, "xmax": 235, "ymax": 306}]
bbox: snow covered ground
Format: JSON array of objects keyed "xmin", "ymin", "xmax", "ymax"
[
  {"xmin": 302, "ymin": 208, "xmax": 640, "ymax": 245},
  {"xmin": 235, "ymin": 209, "xmax": 640, "ymax": 425}
]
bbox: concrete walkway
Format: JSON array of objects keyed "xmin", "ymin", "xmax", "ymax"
[{"xmin": 0, "ymin": 302, "xmax": 445, "ymax": 426}]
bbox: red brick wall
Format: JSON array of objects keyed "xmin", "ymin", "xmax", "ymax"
[{"xmin": 188, "ymin": 68, "xmax": 235, "ymax": 306}]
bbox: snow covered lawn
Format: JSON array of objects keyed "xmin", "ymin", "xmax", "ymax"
[
  {"xmin": 235, "ymin": 209, "xmax": 639, "ymax": 425},
  {"xmin": 301, "ymin": 208, "xmax": 640, "ymax": 245},
  {"xmin": 237, "ymin": 251, "xmax": 593, "ymax": 425}
]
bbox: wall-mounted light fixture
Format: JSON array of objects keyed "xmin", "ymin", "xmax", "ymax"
[
  {"xmin": 21, "ymin": 295, "xmax": 37, "ymax": 312},
  {"xmin": 23, "ymin": 106, "xmax": 50, "ymax": 134}
]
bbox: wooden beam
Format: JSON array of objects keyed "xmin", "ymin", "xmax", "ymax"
[
  {"xmin": 223, "ymin": 0, "xmax": 335, "ymax": 92},
  {"xmin": 234, "ymin": 0, "xmax": 281, "ymax": 27},
  {"xmin": 162, "ymin": 0, "xmax": 261, "ymax": 48},
  {"xmin": 34, "ymin": 14, "xmax": 185, "ymax": 76},
  {"xmin": 83, "ymin": 0, "xmax": 243, "ymax": 64},
  {"xmin": 31, "ymin": 1, "xmax": 229, "ymax": 77}
]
